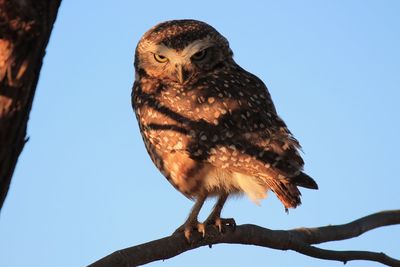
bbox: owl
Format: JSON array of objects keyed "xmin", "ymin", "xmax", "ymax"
[{"xmin": 132, "ymin": 19, "xmax": 318, "ymax": 241}]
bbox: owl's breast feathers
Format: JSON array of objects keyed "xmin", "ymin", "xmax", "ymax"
[{"xmin": 132, "ymin": 66, "xmax": 317, "ymax": 207}]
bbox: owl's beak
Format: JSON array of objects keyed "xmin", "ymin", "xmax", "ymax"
[{"xmin": 176, "ymin": 64, "xmax": 189, "ymax": 84}]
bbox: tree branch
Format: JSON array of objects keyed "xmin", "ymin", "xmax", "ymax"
[
  {"xmin": 88, "ymin": 210, "xmax": 400, "ymax": 267},
  {"xmin": 0, "ymin": 0, "xmax": 62, "ymax": 211}
]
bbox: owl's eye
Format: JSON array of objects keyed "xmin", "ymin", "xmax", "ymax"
[
  {"xmin": 154, "ymin": 54, "xmax": 168, "ymax": 63},
  {"xmin": 191, "ymin": 49, "xmax": 207, "ymax": 61}
]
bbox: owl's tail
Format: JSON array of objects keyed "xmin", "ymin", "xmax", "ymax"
[
  {"xmin": 265, "ymin": 172, "xmax": 318, "ymax": 209},
  {"xmin": 292, "ymin": 172, "xmax": 319, "ymax": 190}
]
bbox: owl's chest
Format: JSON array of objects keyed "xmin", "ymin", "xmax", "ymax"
[
  {"xmin": 134, "ymin": 79, "xmax": 245, "ymax": 156},
  {"xmin": 155, "ymin": 86, "xmax": 207, "ymax": 119},
  {"xmin": 134, "ymin": 83, "xmax": 219, "ymax": 196},
  {"xmin": 134, "ymin": 84, "xmax": 194, "ymax": 151}
]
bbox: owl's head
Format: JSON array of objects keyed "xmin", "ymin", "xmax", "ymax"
[{"xmin": 135, "ymin": 19, "xmax": 233, "ymax": 84}]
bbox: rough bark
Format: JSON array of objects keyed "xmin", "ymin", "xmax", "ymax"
[
  {"xmin": 0, "ymin": 0, "xmax": 61, "ymax": 210},
  {"xmin": 89, "ymin": 210, "xmax": 400, "ymax": 267}
]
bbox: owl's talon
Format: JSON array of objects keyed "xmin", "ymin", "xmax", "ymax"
[
  {"xmin": 176, "ymin": 221, "xmax": 207, "ymax": 242},
  {"xmin": 197, "ymin": 223, "xmax": 206, "ymax": 237},
  {"xmin": 215, "ymin": 218, "xmax": 222, "ymax": 232},
  {"xmin": 204, "ymin": 217, "xmax": 236, "ymax": 233},
  {"xmin": 184, "ymin": 228, "xmax": 192, "ymax": 242}
]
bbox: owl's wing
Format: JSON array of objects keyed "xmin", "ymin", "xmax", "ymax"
[
  {"xmin": 187, "ymin": 67, "xmax": 296, "ymax": 170},
  {"xmin": 186, "ymin": 65, "xmax": 317, "ymax": 199}
]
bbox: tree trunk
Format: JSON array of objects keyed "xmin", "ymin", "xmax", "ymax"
[{"xmin": 0, "ymin": 0, "xmax": 61, "ymax": 211}]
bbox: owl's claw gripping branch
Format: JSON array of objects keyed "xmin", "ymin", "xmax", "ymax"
[
  {"xmin": 174, "ymin": 194, "xmax": 207, "ymax": 242},
  {"xmin": 184, "ymin": 222, "xmax": 205, "ymax": 240},
  {"xmin": 174, "ymin": 220, "xmax": 205, "ymax": 242},
  {"xmin": 175, "ymin": 193, "xmax": 235, "ymax": 242},
  {"xmin": 203, "ymin": 194, "xmax": 235, "ymax": 232},
  {"xmin": 177, "ymin": 216, "xmax": 236, "ymax": 242},
  {"xmin": 204, "ymin": 217, "xmax": 236, "ymax": 233}
]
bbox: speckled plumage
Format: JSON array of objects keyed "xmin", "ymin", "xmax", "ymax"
[{"xmin": 132, "ymin": 19, "xmax": 318, "ymax": 238}]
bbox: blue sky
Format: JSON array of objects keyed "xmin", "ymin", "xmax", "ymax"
[{"xmin": 1, "ymin": 1, "xmax": 399, "ymax": 266}]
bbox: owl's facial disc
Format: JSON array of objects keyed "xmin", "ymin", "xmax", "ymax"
[
  {"xmin": 151, "ymin": 44, "xmax": 194, "ymax": 84},
  {"xmin": 138, "ymin": 38, "xmax": 222, "ymax": 84}
]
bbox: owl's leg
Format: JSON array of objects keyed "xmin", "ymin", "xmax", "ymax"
[
  {"xmin": 175, "ymin": 194, "xmax": 207, "ymax": 241},
  {"xmin": 204, "ymin": 193, "xmax": 236, "ymax": 232}
]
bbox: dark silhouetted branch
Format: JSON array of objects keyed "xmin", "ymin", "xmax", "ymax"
[{"xmin": 88, "ymin": 209, "xmax": 400, "ymax": 266}]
